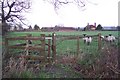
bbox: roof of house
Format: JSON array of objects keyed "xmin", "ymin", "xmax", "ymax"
[{"xmin": 86, "ymin": 25, "xmax": 96, "ymax": 29}]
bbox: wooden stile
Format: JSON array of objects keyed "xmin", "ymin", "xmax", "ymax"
[{"xmin": 4, "ymin": 33, "xmax": 56, "ymax": 65}]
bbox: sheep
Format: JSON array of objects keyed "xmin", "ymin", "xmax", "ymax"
[
  {"xmin": 86, "ymin": 36, "xmax": 92, "ymax": 45},
  {"xmin": 101, "ymin": 35, "xmax": 104, "ymax": 38},
  {"xmin": 107, "ymin": 34, "xmax": 116, "ymax": 43},
  {"xmin": 83, "ymin": 36, "xmax": 92, "ymax": 45},
  {"xmin": 111, "ymin": 36, "xmax": 116, "ymax": 42},
  {"xmin": 100, "ymin": 35, "xmax": 105, "ymax": 41},
  {"xmin": 104, "ymin": 36, "xmax": 108, "ymax": 42},
  {"xmin": 104, "ymin": 34, "xmax": 116, "ymax": 43},
  {"xmin": 83, "ymin": 37, "xmax": 88, "ymax": 44},
  {"xmin": 82, "ymin": 34, "xmax": 87, "ymax": 44}
]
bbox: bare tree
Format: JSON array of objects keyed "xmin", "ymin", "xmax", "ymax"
[
  {"xmin": 0, "ymin": 0, "xmax": 31, "ymax": 35},
  {"xmin": 45, "ymin": 0, "xmax": 97, "ymax": 12}
]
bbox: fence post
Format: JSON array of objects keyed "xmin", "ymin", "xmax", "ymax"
[
  {"xmin": 77, "ymin": 36, "xmax": 80, "ymax": 56},
  {"xmin": 26, "ymin": 34, "xmax": 32, "ymax": 55},
  {"xmin": 52, "ymin": 33, "xmax": 56, "ymax": 62},
  {"xmin": 41, "ymin": 34, "xmax": 45, "ymax": 57},
  {"xmin": 98, "ymin": 33, "xmax": 101, "ymax": 50},
  {"xmin": 48, "ymin": 34, "xmax": 51, "ymax": 62}
]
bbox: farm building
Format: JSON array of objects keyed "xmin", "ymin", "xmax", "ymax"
[{"xmin": 86, "ymin": 23, "xmax": 96, "ymax": 31}]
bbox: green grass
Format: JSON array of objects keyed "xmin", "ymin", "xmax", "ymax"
[
  {"xmin": 6, "ymin": 31, "xmax": 119, "ymax": 37},
  {"xmin": 4, "ymin": 31, "xmax": 119, "ymax": 55}
]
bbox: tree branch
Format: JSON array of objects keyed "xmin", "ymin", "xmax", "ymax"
[
  {"xmin": 5, "ymin": 2, "xmax": 15, "ymax": 20},
  {"xmin": 1, "ymin": 0, "xmax": 31, "ymax": 27}
]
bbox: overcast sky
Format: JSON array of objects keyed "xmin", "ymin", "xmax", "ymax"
[{"xmin": 24, "ymin": 0, "xmax": 119, "ymax": 28}]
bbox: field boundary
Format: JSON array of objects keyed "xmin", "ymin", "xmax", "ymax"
[
  {"xmin": 4, "ymin": 33, "xmax": 102, "ymax": 63},
  {"xmin": 5, "ymin": 33, "xmax": 56, "ymax": 63}
]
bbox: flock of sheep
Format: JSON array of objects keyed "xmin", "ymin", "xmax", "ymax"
[
  {"xmin": 82, "ymin": 34, "xmax": 116, "ymax": 45},
  {"xmin": 26, "ymin": 33, "xmax": 117, "ymax": 46}
]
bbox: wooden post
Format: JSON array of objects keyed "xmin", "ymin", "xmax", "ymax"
[
  {"xmin": 48, "ymin": 34, "xmax": 51, "ymax": 62},
  {"xmin": 26, "ymin": 34, "xmax": 32, "ymax": 55},
  {"xmin": 52, "ymin": 33, "xmax": 56, "ymax": 61},
  {"xmin": 98, "ymin": 33, "xmax": 101, "ymax": 50},
  {"xmin": 41, "ymin": 34, "xmax": 45, "ymax": 57},
  {"xmin": 77, "ymin": 36, "xmax": 80, "ymax": 56}
]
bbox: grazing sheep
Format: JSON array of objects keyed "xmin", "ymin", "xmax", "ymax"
[
  {"xmin": 111, "ymin": 36, "xmax": 116, "ymax": 42},
  {"xmin": 83, "ymin": 36, "xmax": 92, "ymax": 45},
  {"xmin": 83, "ymin": 37, "xmax": 88, "ymax": 44},
  {"xmin": 86, "ymin": 36, "xmax": 92, "ymax": 45},
  {"xmin": 82, "ymin": 34, "xmax": 87, "ymax": 44},
  {"xmin": 107, "ymin": 34, "xmax": 116, "ymax": 42},
  {"xmin": 100, "ymin": 35, "xmax": 104, "ymax": 40},
  {"xmin": 105, "ymin": 34, "xmax": 116, "ymax": 43},
  {"xmin": 104, "ymin": 36, "xmax": 108, "ymax": 42},
  {"xmin": 100, "ymin": 35, "xmax": 105, "ymax": 41}
]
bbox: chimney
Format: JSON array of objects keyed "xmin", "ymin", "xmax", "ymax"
[
  {"xmin": 87, "ymin": 23, "xmax": 89, "ymax": 26},
  {"xmin": 94, "ymin": 23, "xmax": 96, "ymax": 27}
]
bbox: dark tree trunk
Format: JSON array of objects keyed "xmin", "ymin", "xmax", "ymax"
[{"xmin": 2, "ymin": 2, "xmax": 8, "ymax": 36}]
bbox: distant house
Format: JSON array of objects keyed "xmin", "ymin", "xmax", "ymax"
[{"xmin": 86, "ymin": 23, "xmax": 96, "ymax": 31}]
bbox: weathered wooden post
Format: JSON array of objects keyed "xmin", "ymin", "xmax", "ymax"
[
  {"xmin": 77, "ymin": 36, "xmax": 80, "ymax": 56},
  {"xmin": 41, "ymin": 34, "xmax": 45, "ymax": 57},
  {"xmin": 98, "ymin": 33, "xmax": 101, "ymax": 50},
  {"xmin": 52, "ymin": 33, "xmax": 56, "ymax": 62},
  {"xmin": 26, "ymin": 34, "xmax": 32, "ymax": 55},
  {"xmin": 48, "ymin": 34, "xmax": 51, "ymax": 62}
]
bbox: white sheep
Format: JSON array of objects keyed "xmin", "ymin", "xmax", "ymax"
[
  {"xmin": 107, "ymin": 35, "xmax": 116, "ymax": 42},
  {"xmin": 82, "ymin": 34, "xmax": 87, "ymax": 44},
  {"xmin": 83, "ymin": 37, "xmax": 88, "ymax": 44},
  {"xmin": 105, "ymin": 34, "xmax": 116, "ymax": 43},
  {"xmin": 104, "ymin": 36, "xmax": 108, "ymax": 41},
  {"xmin": 111, "ymin": 36, "xmax": 116, "ymax": 42},
  {"xmin": 100, "ymin": 35, "xmax": 104, "ymax": 40},
  {"xmin": 83, "ymin": 36, "xmax": 92, "ymax": 45}
]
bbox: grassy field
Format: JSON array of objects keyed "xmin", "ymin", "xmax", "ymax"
[
  {"xmin": 2, "ymin": 31, "xmax": 119, "ymax": 78},
  {"xmin": 5, "ymin": 31, "xmax": 119, "ymax": 55},
  {"xmin": 6, "ymin": 31, "xmax": 119, "ymax": 37}
]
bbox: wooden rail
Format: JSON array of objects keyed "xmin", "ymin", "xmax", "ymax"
[
  {"xmin": 5, "ymin": 33, "xmax": 102, "ymax": 63},
  {"xmin": 6, "ymin": 37, "xmax": 44, "ymax": 40},
  {"xmin": 8, "ymin": 45, "xmax": 44, "ymax": 50},
  {"xmin": 5, "ymin": 33, "xmax": 56, "ymax": 63}
]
